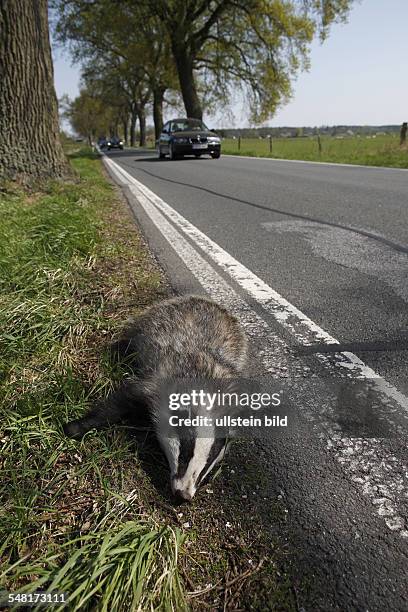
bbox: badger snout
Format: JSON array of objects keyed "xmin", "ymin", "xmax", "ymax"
[
  {"xmin": 171, "ymin": 478, "xmax": 196, "ymax": 502},
  {"xmin": 173, "ymin": 488, "xmax": 194, "ymax": 502},
  {"xmin": 163, "ymin": 437, "xmax": 229, "ymax": 503}
]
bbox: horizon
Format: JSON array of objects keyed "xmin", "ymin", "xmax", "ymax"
[{"xmin": 214, "ymin": 123, "xmax": 402, "ymax": 129}]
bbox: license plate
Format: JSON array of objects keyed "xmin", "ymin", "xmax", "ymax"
[{"xmin": 192, "ymin": 143, "xmax": 207, "ymax": 149}]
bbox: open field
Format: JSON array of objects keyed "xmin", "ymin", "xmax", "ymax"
[
  {"xmin": 221, "ymin": 133, "xmax": 408, "ymax": 168},
  {"xmin": 0, "ymin": 147, "xmax": 292, "ymax": 611}
]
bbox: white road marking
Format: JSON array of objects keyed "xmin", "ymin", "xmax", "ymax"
[
  {"xmin": 103, "ymin": 153, "xmax": 408, "ymax": 537},
  {"xmin": 104, "ymin": 155, "xmax": 290, "ymax": 377},
  {"xmin": 106, "ymin": 156, "xmax": 408, "ymax": 412}
]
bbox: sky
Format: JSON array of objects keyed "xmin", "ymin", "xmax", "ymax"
[{"xmin": 52, "ymin": 0, "xmax": 408, "ymax": 129}]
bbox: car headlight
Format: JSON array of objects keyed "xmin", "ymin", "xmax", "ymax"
[
  {"xmin": 119, "ymin": 141, "xmax": 123, "ymax": 144},
  {"xmin": 175, "ymin": 137, "xmax": 189, "ymax": 144},
  {"xmin": 107, "ymin": 142, "xmax": 111, "ymax": 145},
  {"xmin": 207, "ymin": 137, "xmax": 221, "ymax": 144}
]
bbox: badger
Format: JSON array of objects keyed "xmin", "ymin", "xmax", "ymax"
[{"xmin": 63, "ymin": 295, "xmax": 247, "ymax": 501}]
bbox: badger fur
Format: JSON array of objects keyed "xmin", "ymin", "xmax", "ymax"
[{"xmin": 63, "ymin": 295, "xmax": 247, "ymax": 500}]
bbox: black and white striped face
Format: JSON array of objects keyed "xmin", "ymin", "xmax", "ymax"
[{"xmin": 159, "ymin": 435, "xmax": 228, "ymax": 501}]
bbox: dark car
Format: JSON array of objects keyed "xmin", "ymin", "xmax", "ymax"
[
  {"xmin": 106, "ymin": 136, "xmax": 124, "ymax": 150},
  {"xmin": 157, "ymin": 118, "xmax": 221, "ymax": 160},
  {"xmin": 98, "ymin": 136, "xmax": 108, "ymax": 149}
]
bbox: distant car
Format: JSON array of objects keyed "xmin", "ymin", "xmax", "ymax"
[
  {"xmin": 98, "ymin": 137, "xmax": 108, "ymax": 149},
  {"xmin": 106, "ymin": 137, "xmax": 124, "ymax": 150},
  {"xmin": 157, "ymin": 118, "xmax": 221, "ymax": 160}
]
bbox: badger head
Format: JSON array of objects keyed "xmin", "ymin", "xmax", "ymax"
[
  {"xmin": 160, "ymin": 433, "xmax": 229, "ymax": 501},
  {"xmin": 153, "ymin": 378, "xmax": 233, "ymax": 501}
]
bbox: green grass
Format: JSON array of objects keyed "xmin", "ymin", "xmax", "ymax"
[
  {"xmin": 222, "ymin": 133, "xmax": 408, "ymax": 168},
  {"xmin": 2, "ymin": 521, "xmax": 185, "ymax": 612},
  {"xmin": 0, "ymin": 148, "xmax": 185, "ymax": 610},
  {"xmin": 0, "ymin": 146, "xmax": 305, "ymax": 610}
]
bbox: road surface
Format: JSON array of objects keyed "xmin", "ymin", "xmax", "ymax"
[{"xmin": 103, "ymin": 148, "xmax": 408, "ymax": 611}]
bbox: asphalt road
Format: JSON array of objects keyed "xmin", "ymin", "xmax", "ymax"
[{"xmin": 104, "ymin": 148, "xmax": 408, "ymax": 611}]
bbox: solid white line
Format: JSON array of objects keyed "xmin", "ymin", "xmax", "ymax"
[
  {"xmin": 105, "ymin": 155, "xmax": 408, "ymax": 413},
  {"xmin": 104, "ymin": 155, "xmax": 290, "ymax": 377},
  {"xmin": 224, "ymin": 153, "xmax": 408, "ymax": 172},
  {"xmin": 103, "ymin": 154, "xmax": 408, "ymax": 536}
]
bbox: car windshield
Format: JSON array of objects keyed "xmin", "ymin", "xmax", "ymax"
[{"xmin": 171, "ymin": 119, "xmax": 208, "ymax": 132}]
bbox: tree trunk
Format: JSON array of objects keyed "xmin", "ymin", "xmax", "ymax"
[
  {"xmin": 130, "ymin": 108, "xmax": 137, "ymax": 147},
  {"xmin": 153, "ymin": 87, "xmax": 165, "ymax": 140},
  {"xmin": 123, "ymin": 119, "xmax": 128, "ymax": 145},
  {"xmin": 171, "ymin": 42, "xmax": 203, "ymax": 120},
  {"xmin": 0, "ymin": 0, "xmax": 71, "ymax": 185},
  {"xmin": 137, "ymin": 107, "xmax": 146, "ymax": 147}
]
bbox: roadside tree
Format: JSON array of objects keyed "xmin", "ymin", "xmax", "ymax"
[
  {"xmin": 150, "ymin": 0, "xmax": 355, "ymax": 121},
  {"xmin": 0, "ymin": 0, "xmax": 70, "ymax": 184},
  {"xmin": 51, "ymin": 0, "xmax": 177, "ymax": 140}
]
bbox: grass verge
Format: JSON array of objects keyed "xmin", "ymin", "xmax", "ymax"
[
  {"xmin": 0, "ymin": 147, "xmax": 294, "ymax": 610},
  {"xmin": 0, "ymin": 148, "xmax": 185, "ymax": 610},
  {"xmin": 222, "ymin": 134, "xmax": 408, "ymax": 168}
]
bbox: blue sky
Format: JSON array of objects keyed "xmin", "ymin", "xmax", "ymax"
[{"xmin": 52, "ymin": 0, "xmax": 408, "ymax": 128}]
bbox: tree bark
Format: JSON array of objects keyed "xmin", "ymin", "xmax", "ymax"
[
  {"xmin": 153, "ymin": 87, "xmax": 165, "ymax": 140},
  {"xmin": 130, "ymin": 107, "xmax": 137, "ymax": 147},
  {"xmin": 0, "ymin": 0, "xmax": 71, "ymax": 185},
  {"xmin": 137, "ymin": 107, "xmax": 146, "ymax": 147},
  {"xmin": 171, "ymin": 42, "xmax": 203, "ymax": 120},
  {"xmin": 123, "ymin": 119, "xmax": 128, "ymax": 145}
]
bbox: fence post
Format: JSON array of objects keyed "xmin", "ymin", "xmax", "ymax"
[
  {"xmin": 269, "ymin": 135, "xmax": 272, "ymax": 154},
  {"xmin": 238, "ymin": 135, "xmax": 241, "ymax": 151},
  {"xmin": 400, "ymin": 122, "xmax": 407, "ymax": 146},
  {"xmin": 317, "ymin": 134, "xmax": 322, "ymax": 156}
]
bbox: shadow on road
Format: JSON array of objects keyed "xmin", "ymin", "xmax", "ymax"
[
  {"xmin": 107, "ymin": 149, "xmax": 215, "ymax": 163},
  {"xmin": 105, "ymin": 148, "xmax": 153, "ymax": 158}
]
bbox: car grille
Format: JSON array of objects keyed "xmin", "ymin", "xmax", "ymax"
[{"xmin": 189, "ymin": 136, "xmax": 208, "ymax": 144}]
